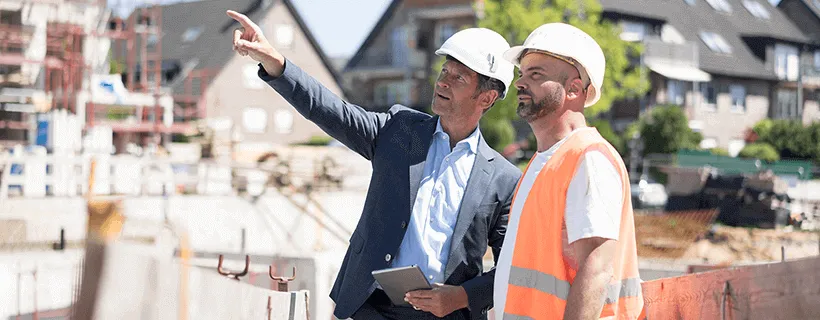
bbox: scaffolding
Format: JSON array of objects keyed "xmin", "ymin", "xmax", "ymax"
[{"xmin": 0, "ymin": 0, "xmax": 178, "ymax": 150}]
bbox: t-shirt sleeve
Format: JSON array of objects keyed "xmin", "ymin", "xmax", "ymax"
[{"xmin": 565, "ymin": 151, "xmax": 623, "ymax": 244}]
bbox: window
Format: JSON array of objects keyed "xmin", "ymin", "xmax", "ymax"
[
  {"xmin": 374, "ymin": 81, "xmax": 410, "ymax": 106},
  {"xmin": 701, "ymin": 82, "xmax": 717, "ymax": 109},
  {"xmin": 391, "ymin": 27, "xmax": 409, "ymax": 67},
  {"xmin": 242, "ymin": 64, "xmax": 265, "ymax": 89},
  {"xmin": 742, "ymin": 0, "xmax": 770, "ymax": 19},
  {"xmin": 814, "ymin": 51, "xmax": 820, "ymax": 71},
  {"xmin": 242, "ymin": 107, "xmax": 268, "ymax": 133},
  {"xmin": 667, "ymin": 80, "xmax": 685, "ymax": 105},
  {"xmin": 620, "ymin": 21, "xmax": 646, "ymax": 42},
  {"xmin": 274, "ymin": 24, "xmax": 294, "ymax": 48},
  {"xmin": 700, "ymin": 32, "xmax": 732, "ymax": 54},
  {"xmin": 775, "ymin": 89, "xmax": 799, "ymax": 119},
  {"xmin": 729, "ymin": 84, "xmax": 746, "ymax": 112},
  {"xmin": 273, "ymin": 109, "xmax": 293, "ymax": 134},
  {"xmin": 700, "ymin": 137, "xmax": 718, "ymax": 149},
  {"xmin": 706, "ymin": 0, "xmax": 732, "ymax": 12},
  {"xmin": 437, "ymin": 23, "xmax": 456, "ymax": 47},
  {"xmin": 774, "ymin": 43, "xmax": 799, "ymax": 81},
  {"xmin": 181, "ymin": 26, "xmax": 203, "ymax": 43}
]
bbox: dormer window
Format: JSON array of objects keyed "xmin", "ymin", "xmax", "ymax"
[
  {"xmin": 699, "ymin": 32, "xmax": 732, "ymax": 54},
  {"xmin": 706, "ymin": 0, "xmax": 732, "ymax": 13},
  {"xmin": 742, "ymin": 0, "xmax": 770, "ymax": 19}
]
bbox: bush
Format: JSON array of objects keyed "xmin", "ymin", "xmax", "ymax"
[
  {"xmin": 753, "ymin": 119, "xmax": 816, "ymax": 160},
  {"xmin": 636, "ymin": 105, "xmax": 701, "ymax": 156},
  {"xmin": 480, "ymin": 115, "xmax": 515, "ymax": 152},
  {"xmin": 298, "ymin": 135, "xmax": 333, "ymax": 146},
  {"xmin": 738, "ymin": 143, "xmax": 780, "ymax": 162},
  {"xmin": 709, "ymin": 147, "xmax": 730, "ymax": 157}
]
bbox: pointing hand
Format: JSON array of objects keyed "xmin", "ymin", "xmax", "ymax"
[{"xmin": 226, "ymin": 10, "xmax": 285, "ymax": 76}]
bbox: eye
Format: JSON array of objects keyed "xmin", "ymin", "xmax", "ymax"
[{"xmin": 457, "ymin": 74, "xmax": 465, "ymax": 82}]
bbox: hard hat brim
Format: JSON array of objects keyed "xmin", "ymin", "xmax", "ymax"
[{"xmin": 502, "ymin": 46, "xmax": 527, "ymax": 66}]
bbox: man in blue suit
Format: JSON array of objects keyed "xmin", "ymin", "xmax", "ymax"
[{"xmin": 228, "ymin": 10, "xmax": 521, "ymax": 320}]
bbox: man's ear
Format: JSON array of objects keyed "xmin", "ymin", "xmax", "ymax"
[
  {"xmin": 479, "ymin": 90, "xmax": 500, "ymax": 111},
  {"xmin": 565, "ymin": 78, "xmax": 585, "ymax": 101}
]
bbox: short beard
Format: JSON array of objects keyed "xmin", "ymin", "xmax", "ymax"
[{"xmin": 517, "ymin": 84, "xmax": 565, "ymax": 122}]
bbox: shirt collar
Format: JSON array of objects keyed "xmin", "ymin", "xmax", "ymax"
[{"xmin": 435, "ymin": 118, "xmax": 480, "ymax": 154}]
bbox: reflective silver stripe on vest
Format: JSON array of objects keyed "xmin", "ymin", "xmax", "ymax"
[
  {"xmin": 508, "ymin": 266, "xmax": 571, "ymax": 299},
  {"xmin": 508, "ymin": 266, "xmax": 642, "ymax": 303},
  {"xmin": 503, "ymin": 313, "xmax": 534, "ymax": 320}
]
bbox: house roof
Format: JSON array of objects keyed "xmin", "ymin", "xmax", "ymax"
[
  {"xmin": 343, "ymin": 0, "xmax": 403, "ymax": 72},
  {"xmin": 136, "ymin": 0, "xmax": 344, "ymax": 95},
  {"xmin": 777, "ymin": 0, "xmax": 820, "ymax": 43},
  {"xmin": 793, "ymin": 0, "xmax": 820, "ymax": 19},
  {"xmin": 600, "ymin": 0, "xmax": 812, "ymax": 80},
  {"xmin": 343, "ymin": 0, "xmax": 475, "ymax": 72}
]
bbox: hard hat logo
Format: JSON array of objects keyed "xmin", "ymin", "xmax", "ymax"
[{"xmin": 434, "ymin": 28, "xmax": 514, "ymax": 99}]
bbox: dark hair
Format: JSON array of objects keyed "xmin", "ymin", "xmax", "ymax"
[
  {"xmin": 443, "ymin": 56, "xmax": 505, "ymax": 106},
  {"xmin": 475, "ymin": 73, "xmax": 505, "ymax": 101}
]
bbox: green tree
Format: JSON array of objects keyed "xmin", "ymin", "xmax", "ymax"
[
  {"xmin": 738, "ymin": 143, "xmax": 780, "ymax": 162},
  {"xmin": 587, "ymin": 118, "xmax": 625, "ymax": 154},
  {"xmin": 478, "ymin": 0, "xmax": 649, "ymax": 117},
  {"xmin": 635, "ymin": 105, "xmax": 702, "ymax": 156},
  {"xmin": 461, "ymin": 0, "xmax": 648, "ymax": 152}
]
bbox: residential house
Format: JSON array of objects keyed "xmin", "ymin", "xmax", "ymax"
[
  {"xmin": 122, "ymin": 0, "xmax": 344, "ymax": 149},
  {"xmin": 343, "ymin": 0, "xmax": 480, "ymax": 111},
  {"xmin": 600, "ymin": 0, "xmax": 820, "ymax": 156},
  {"xmin": 777, "ymin": 0, "xmax": 820, "ymax": 124}
]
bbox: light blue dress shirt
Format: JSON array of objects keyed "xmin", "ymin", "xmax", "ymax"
[{"xmin": 392, "ymin": 119, "xmax": 480, "ymax": 284}]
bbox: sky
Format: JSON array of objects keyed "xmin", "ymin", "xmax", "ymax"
[
  {"xmin": 110, "ymin": 0, "xmax": 786, "ymax": 58},
  {"xmin": 108, "ymin": 0, "xmax": 391, "ymax": 58}
]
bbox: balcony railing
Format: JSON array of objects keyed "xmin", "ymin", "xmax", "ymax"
[{"xmin": 643, "ymin": 38, "xmax": 700, "ymax": 67}]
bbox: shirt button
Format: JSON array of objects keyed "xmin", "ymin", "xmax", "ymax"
[
  {"xmin": 401, "ymin": 221, "xmax": 407, "ymax": 229},
  {"xmin": 428, "ymin": 275, "xmax": 434, "ymax": 280},
  {"xmin": 385, "ymin": 254, "xmax": 392, "ymax": 262}
]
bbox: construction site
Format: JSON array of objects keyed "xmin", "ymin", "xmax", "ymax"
[{"xmin": 0, "ymin": 0, "xmax": 819, "ymax": 319}]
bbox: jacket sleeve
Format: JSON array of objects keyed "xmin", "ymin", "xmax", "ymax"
[
  {"xmin": 258, "ymin": 59, "xmax": 389, "ymax": 160},
  {"xmin": 460, "ymin": 173, "xmax": 515, "ymax": 318}
]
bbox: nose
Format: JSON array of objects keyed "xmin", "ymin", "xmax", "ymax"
[
  {"xmin": 515, "ymin": 78, "xmax": 526, "ymax": 91},
  {"xmin": 436, "ymin": 78, "xmax": 450, "ymax": 90}
]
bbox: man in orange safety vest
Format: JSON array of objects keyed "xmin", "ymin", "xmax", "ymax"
[{"xmin": 492, "ymin": 23, "xmax": 644, "ymax": 320}]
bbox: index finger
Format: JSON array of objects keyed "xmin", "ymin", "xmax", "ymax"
[{"xmin": 226, "ymin": 10, "xmax": 258, "ymax": 32}]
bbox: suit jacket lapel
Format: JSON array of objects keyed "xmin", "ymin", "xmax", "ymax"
[
  {"xmin": 408, "ymin": 116, "xmax": 437, "ymax": 209},
  {"xmin": 443, "ymin": 138, "xmax": 495, "ymax": 280}
]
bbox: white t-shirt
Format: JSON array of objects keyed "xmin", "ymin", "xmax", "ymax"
[{"xmin": 494, "ymin": 128, "xmax": 623, "ymax": 319}]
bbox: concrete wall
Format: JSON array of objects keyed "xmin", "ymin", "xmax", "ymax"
[
  {"xmin": 0, "ymin": 191, "xmax": 366, "ymax": 319},
  {"xmin": 72, "ymin": 241, "xmax": 309, "ymax": 320}
]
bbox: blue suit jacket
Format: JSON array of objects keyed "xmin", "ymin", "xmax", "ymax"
[{"xmin": 260, "ymin": 60, "xmax": 521, "ymax": 319}]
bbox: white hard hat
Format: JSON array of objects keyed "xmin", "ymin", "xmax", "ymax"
[
  {"xmin": 503, "ymin": 23, "xmax": 606, "ymax": 108},
  {"xmin": 435, "ymin": 28, "xmax": 514, "ymax": 99}
]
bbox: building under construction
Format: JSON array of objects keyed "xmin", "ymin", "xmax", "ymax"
[{"xmin": 0, "ymin": 0, "xmax": 178, "ymax": 152}]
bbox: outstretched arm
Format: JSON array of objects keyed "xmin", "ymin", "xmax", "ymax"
[{"xmin": 227, "ymin": 10, "xmax": 389, "ymax": 160}]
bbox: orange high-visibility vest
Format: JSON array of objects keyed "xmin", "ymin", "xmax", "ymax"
[{"xmin": 503, "ymin": 128, "xmax": 643, "ymax": 320}]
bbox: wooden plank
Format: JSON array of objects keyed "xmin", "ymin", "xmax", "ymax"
[{"xmin": 642, "ymin": 256, "xmax": 820, "ymax": 319}]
